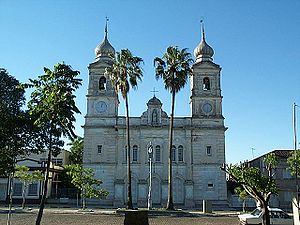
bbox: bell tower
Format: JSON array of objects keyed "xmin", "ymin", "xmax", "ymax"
[
  {"xmin": 86, "ymin": 19, "xmax": 118, "ymax": 119},
  {"xmin": 190, "ymin": 24, "xmax": 223, "ymax": 119}
]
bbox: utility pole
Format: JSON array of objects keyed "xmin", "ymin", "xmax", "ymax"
[
  {"xmin": 251, "ymin": 147, "xmax": 256, "ymax": 159},
  {"xmin": 293, "ymin": 103, "xmax": 298, "ymax": 204}
]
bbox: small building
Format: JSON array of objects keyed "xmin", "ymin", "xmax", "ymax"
[
  {"xmin": 0, "ymin": 149, "xmax": 70, "ymax": 204},
  {"xmin": 37, "ymin": 149, "xmax": 70, "ymax": 166},
  {"xmin": 247, "ymin": 149, "xmax": 295, "ymax": 210}
]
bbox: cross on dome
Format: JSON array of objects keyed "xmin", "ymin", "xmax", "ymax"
[
  {"xmin": 151, "ymin": 87, "xmax": 159, "ymax": 97},
  {"xmin": 105, "ymin": 16, "xmax": 108, "ymax": 37}
]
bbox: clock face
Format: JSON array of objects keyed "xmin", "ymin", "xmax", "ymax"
[
  {"xmin": 202, "ymin": 103, "xmax": 212, "ymax": 113},
  {"xmin": 95, "ymin": 101, "xmax": 107, "ymax": 113}
]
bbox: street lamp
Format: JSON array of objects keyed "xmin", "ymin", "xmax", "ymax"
[{"xmin": 147, "ymin": 142, "xmax": 153, "ymax": 210}]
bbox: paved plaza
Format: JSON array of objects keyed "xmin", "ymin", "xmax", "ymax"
[{"xmin": 0, "ymin": 208, "xmax": 239, "ymax": 225}]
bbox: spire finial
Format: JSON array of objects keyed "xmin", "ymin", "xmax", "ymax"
[
  {"xmin": 105, "ymin": 16, "xmax": 109, "ymax": 38},
  {"xmin": 200, "ymin": 19, "xmax": 205, "ymax": 41},
  {"xmin": 194, "ymin": 18, "xmax": 214, "ymax": 62}
]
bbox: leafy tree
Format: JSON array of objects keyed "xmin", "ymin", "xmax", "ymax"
[
  {"xmin": 227, "ymin": 179, "xmax": 250, "ymax": 212},
  {"xmin": 235, "ymin": 186, "xmax": 250, "ymax": 212},
  {"xmin": 25, "ymin": 63, "xmax": 82, "ymax": 225},
  {"xmin": 0, "ymin": 68, "xmax": 25, "ymax": 176},
  {"xmin": 57, "ymin": 168, "xmax": 75, "ymax": 188},
  {"xmin": 68, "ymin": 136, "xmax": 83, "ymax": 165},
  {"xmin": 287, "ymin": 149, "xmax": 300, "ymax": 201},
  {"xmin": 0, "ymin": 69, "xmax": 45, "ymax": 225},
  {"xmin": 263, "ymin": 152, "xmax": 278, "ymax": 178},
  {"xmin": 287, "ymin": 149, "xmax": 300, "ymax": 178},
  {"xmin": 14, "ymin": 165, "xmax": 43, "ymax": 209},
  {"xmin": 105, "ymin": 49, "xmax": 143, "ymax": 209},
  {"xmin": 154, "ymin": 46, "xmax": 193, "ymax": 210},
  {"xmin": 221, "ymin": 162, "xmax": 277, "ymax": 225},
  {"xmin": 65, "ymin": 164, "xmax": 108, "ymax": 209}
]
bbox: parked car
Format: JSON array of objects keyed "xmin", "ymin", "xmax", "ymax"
[{"xmin": 238, "ymin": 207, "xmax": 292, "ymax": 225}]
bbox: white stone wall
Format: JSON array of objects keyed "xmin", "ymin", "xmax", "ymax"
[{"xmin": 83, "ymin": 116, "xmax": 227, "ymax": 207}]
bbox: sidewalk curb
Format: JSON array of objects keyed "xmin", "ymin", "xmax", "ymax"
[{"xmin": 0, "ymin": 207, "xmax": 239, "ymax": 217}]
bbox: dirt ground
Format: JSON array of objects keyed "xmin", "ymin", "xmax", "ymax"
[{"xmin": 0, "ymin": 212, "xmax": 239, "ymax": 225}]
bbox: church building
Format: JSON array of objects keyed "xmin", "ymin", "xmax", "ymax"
[{"xmin": 83, "ymin": 23, "xmax": 227, "ymax": 208}]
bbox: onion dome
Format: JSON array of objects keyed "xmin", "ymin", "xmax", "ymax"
[
  {"xmin": 95, "ymin": 18, "xmax": 115, "ymax": 61},
  {"xmin": 194, "ymin": 23, "xmax": 214, "ymax": 62},
  {"xmin": 147, "ymin": 96, "xmax": 162, "ymax": 106}
]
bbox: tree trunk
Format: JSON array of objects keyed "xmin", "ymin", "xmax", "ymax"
[
  {"xmin": 76, "ymin": 191, "xmax": 79, "ymax": 208},
  {"xmin": 82, "ymin": 195, "xmax": 86, "ymax": 210},
  {"xmin": 35, "ymin": 135, "xmax": 52, "ymax": 225},
  {"xmin": 21, "ymin": 183, "xmax": 26, "ymax": 209},
  {"xmin": 261, "ymin": 200, "xmax": 270, "ymax": 225},
  {"xmin": 81, "ymin": 187, "xmax": 86, "ymax": 210},
  {"xmin": 83, "ymin": 198, "xmax": 86, "ymax": 210},
  {"xmin": 166, "ymin": 90, "xmax": 175, "ymax": 210},
  {"xmin": 125, "ymin": 95, "xmax": 133, "ymax": 209},
  {"xmin": 7, "ymin": 171, "xmax": 15, "ymax": 225}
]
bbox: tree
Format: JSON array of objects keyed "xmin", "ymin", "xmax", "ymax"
[
  {"xmin": 68, "ymin": 136, "xmax": 83, "ymax": 165},
  {"xmin": 105, "ymin": 49, "xmax": 143, "ymax": 209},
  {"xmin": 287, "ymin": 149, "xmax": 300, "ymax": 178},
  {"xmin": 228, "ymin": 178, "xmax": 250, "ymax": 212},
  {"xmin": 221, "ymin": 161, "xmax": 277, "ymax": 225},
  {"xmin": 234, "ymin": 186, "xmax": 250, "ymax": 212},
  {"xmin": 154, "ymin": 46, "xmax": 193, "ymax": 210},
  {"xmin": 0, "ymin": 68, "xmax": 26, "ymax": 176},
  {"xmin": 263, "ymin": 152, "xmax": 278, "ymax": 178},
  {"xmin": 287, "ymin": 149, "xmax": 300, "ymax": 202},
  {"xmin": 65, "ymin": 164, "xmax": 108, "ymax": 209},
  {"xmin": 25, "ymin": 63, "xmax": 82, "ymax": 225},
  {"xmin": 14, "ymin": 165, "xmax": 43, "ymax": 209},
  {"xmin": 0, "ymin": 69, "xmax": 44, "ymax": 225}
]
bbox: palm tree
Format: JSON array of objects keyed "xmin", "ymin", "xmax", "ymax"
[
  {"xmin": 154, "ymin": 46, "xmax": 193, "ymax": 210},
  {"xmin": 105, "ymin": 49, "xmax": 143, "ymax": 209}
]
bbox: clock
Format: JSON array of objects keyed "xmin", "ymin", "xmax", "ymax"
[
  {"xmin": 95, "ymin": 101, "xmax": 107, "ymax": 113},
  {"xmin": 202, "ymin": 102, "xmax": 212, "ymax": 113}
]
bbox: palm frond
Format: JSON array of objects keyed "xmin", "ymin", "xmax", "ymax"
[
  {"xmin": 105, "ymin": 48, "xmax": 143, "ymax": 99},
  {"xmin": 154, "ymin": 46, "xmax": 193, "ymax": 93}
]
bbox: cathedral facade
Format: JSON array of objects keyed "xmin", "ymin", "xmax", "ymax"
[{"xmin": 83, "ymin": 25, "xmax": 227, "ymax": 208}]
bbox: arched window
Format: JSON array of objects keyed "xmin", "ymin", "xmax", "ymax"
[
  {"xmin": 99, "ymin": 76, "xmax": 106, "ymax": 90},
  {"xmin": 203, "ymin": 77, "xmax": 210, "ymax": 90},
  {"xmin": 155, "ymin": 145, "xmax": 161, "ymax": 162},
  {"xmin": 172, "ymin": 145, "xmax": 176, "ymax": 162},
  {"xmin": 178, "ymin": 145, "xmax": 183, "ymax": 162},
  {"xmin": 132, "ymin": 145, "xmax": 138, "ymax": 162}
]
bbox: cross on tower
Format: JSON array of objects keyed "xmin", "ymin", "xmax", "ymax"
[
  {"xmin": 151, "ymin": 88, "xmax": 159, "ymax": 97},
  {"xmin": 105, "ymin": 16, "xmax": 109, "ymax": 34}
]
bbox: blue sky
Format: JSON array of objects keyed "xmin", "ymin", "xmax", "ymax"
[{"xmin": 1, "ymin": 0, "xmax": 299, "ymax": 163}]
